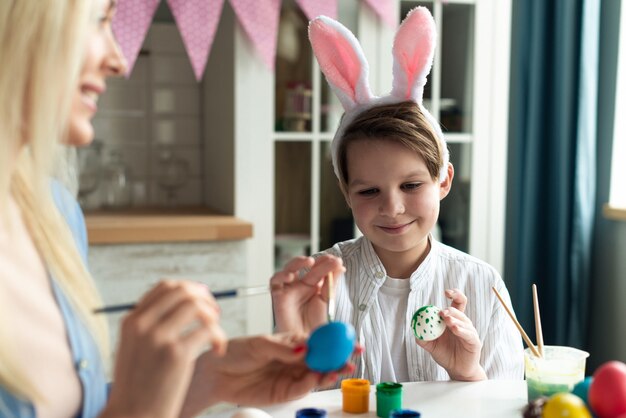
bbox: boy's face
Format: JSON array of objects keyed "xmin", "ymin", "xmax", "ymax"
[{"xmin": 344, "ymin": 138, "xmax": 453, "ymax": 264}]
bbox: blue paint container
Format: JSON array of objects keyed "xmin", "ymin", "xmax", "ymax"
[
  {"xmin": 389, "ymin": 409, "xmax": 421, "ymax": 418},
  {"xmin": 295, "ymin": 408, "xmax": 327, "ymax": 418}
]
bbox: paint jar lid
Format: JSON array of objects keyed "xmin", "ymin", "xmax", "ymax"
[
  {"xmin": 390, "ymin": 409, "xmax": 421, "ymax": 418},
  {"xmin": 341, "ymin": 378, "xmax": 371, "ymax": 394},
  {"xmin": 295, "ymin": 408, "xmax": 327, "ymax": 418},
  {"xmin": 376, "ymin": 382, "xmax": 403, "ymax": 395}
]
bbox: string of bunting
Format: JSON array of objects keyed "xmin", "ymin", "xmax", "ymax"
[{"xmin": 112, "ymin": 0, "xmax": 396, "ymax": 81}]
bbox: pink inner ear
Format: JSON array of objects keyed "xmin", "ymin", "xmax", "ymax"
[
  {"xmin": 310, "ymin": 20, "xmax": 362, "ymax": 102},
  {"xmin": 393, "ymin": 8, "xmax": 435, "ymax": 99}
]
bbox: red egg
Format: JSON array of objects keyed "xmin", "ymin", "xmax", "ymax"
[{"xmin": 589, "ymin": 361, "xmax": 626, "ymax": 418}]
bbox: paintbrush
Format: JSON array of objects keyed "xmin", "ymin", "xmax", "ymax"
[{"xmin": 93, "ymin": 285, "xmax": 272, "ymax": 314}]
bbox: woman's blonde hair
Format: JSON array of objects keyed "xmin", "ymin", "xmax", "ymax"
[
  {"xmin": 336, "ymin": 101, "xmax": 445, "ymax": 195},
  {"xmin": 0, "ymin": 0, "xmax": 109, "ymax": 401}
]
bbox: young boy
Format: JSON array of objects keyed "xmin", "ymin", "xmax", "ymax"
[{"xmin": 271, "ymin": 7, "xmax": 523, "ymax": 383}]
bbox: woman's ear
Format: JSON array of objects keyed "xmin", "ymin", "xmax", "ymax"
[{"xmin": 439, "ymin": 162, "xmax": 454, "ymax": 200}]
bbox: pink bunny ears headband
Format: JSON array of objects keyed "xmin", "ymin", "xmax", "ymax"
[{"xmin": 308, "ymin": 7, "xmax": 449, "ymax": 183}]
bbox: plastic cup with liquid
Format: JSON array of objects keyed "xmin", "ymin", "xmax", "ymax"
[{"xmin": 524, "ymin": 346, "xmax": 589, "ymax": 402}]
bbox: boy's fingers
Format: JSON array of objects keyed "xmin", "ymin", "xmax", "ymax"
[
  {"xmin": 283, "ymin": 256, "xmax": 315, "ymax": 272},
  {"xmin": 445, "ymin": 288, "xmax": 467, "ymax": 312}
]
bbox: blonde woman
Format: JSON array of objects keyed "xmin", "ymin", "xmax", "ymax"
[{"xmin": 0, "ymin": 1, "xmax": 350, "ymax": 417}]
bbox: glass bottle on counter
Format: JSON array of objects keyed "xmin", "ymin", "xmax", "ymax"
[
  {"xmin": 157, "ymin": 147, "xmax": 189, "ymax": 206},
  {"xmin": 101, "ymin": 149, "xmax": 132, "ymax": 209}
]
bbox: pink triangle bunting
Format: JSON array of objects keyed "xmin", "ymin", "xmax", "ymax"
[
  {"xmin": 229, "ymin": 0, "xmax": 281, "ymax": 70},
  {"xmin": 363, "ymin": 0, "xmax": 397, "ymax": 28},
  {"xmin": 167, "ymin": 0, "xmax": 225, "ymax": 81},
  {"xmin": 112, "ymin": 0, "xmax": 161, "ymax": 76},
  {"xmin": 295, "ymin": 0, "xmax": 337, "ymax": 21}
]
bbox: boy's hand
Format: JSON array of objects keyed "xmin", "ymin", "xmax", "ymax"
[
  {"xmin": 415, "ymin": 289, "xmax": 487, "ymax": 381},
  {"xmin": 270, "ymin": 254, "xmax": 345, "ymax": 334}
]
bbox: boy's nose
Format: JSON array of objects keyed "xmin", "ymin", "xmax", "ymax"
[{"xmin": 379, "ymin": 192, "xmax": 405, "ymax": 217}]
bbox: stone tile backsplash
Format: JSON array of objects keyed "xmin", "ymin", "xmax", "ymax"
[{"xmin": 85, "ymin": 23, "xmax": 203, "ymax": 209}]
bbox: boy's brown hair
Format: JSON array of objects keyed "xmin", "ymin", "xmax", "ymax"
[{"xmin": 336, "ymin": 101, "xmax": 446, "ymax": 195}]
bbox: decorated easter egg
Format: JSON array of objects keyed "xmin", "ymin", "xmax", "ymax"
[
  {"xmin": 306, "ymin": 321, "xmax": 356, "ymax": 373},
  {"xmin": 411, "ymin": 305, "xmax": 445, "ymax": 341},
  {"xmin": 542, "ymin": 393, "xmax": 591, "ymax": 418},
  {"xmin": 571, "ymin": 377, "xmax": 593, "ymax": 407},
  {"xmin": 230, "ymin": 408, "xmax": 273, "ymax": 418},
  {"xmin": 589, "ymin": 361, "xmax": 626, "ymax": 418}
]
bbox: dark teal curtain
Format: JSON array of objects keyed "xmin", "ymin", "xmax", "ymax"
[{"xmin": 505, "ymin": 0, "xmax": 600, "ymax": 348}]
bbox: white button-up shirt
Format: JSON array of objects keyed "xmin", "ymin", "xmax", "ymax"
[{"xmin": 321, "ymin": 236, "xmax": 524, "ymax": 383}]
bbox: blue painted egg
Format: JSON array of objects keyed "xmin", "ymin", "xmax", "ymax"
[
  {"xmin": 572, "ymin": 376, "xmax": 593, "ymax": 406},
  {"xmin": 306, "ymin": 321, "xmax": 356, "ymax": 373}
]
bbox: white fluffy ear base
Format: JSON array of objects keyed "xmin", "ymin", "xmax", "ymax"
[
  {"xmin": 391, "ymin": 6, "xmax": 437, "ymax": 103},
  {"xmin": 308, "ymin": 16, "xmax": 373, "ymax": 111}
]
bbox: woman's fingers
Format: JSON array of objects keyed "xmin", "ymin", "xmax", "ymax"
[
  {"xmin": 251, "ymin": 334, "xmax": 309, "ymax": 363},
  {"xmin": 131, "ymin": 281, "xmax": 214, "ymax": 326},
  {"xmin": 159, "ymin": 297, "xmax": 226, "ymax": 355},
  {"xmin": 121, "ymin": 280, "xmax": 225, "ymax": 355},
  {"xmin": 181, "ymin": 316, "xmax": 228, "ymax": 357}
]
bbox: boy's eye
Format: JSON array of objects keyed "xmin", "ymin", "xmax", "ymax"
[
  {"xmin": 402, "ymin": 183, "xmax": 422, "ymax": 191},
  {"xmin": 357, "ymin": 188, "xmax": 378, "ymax": 196}
]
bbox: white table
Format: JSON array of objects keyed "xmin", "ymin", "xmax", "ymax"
[{"xmin": 207, "ymin": 380, "xmax": 528, "ymax": 418}]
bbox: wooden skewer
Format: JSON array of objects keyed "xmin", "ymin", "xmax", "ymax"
[
  {"xmin": 327, "ymin": 272, "xmax": 335, "ymax": 322},
  {"xmin": 492, "ymin": 287, "xmax": 541, "ymax": 358},
  {"xmin": 532, "ymin": 284, "xmax": 544, "ymax": 357}
]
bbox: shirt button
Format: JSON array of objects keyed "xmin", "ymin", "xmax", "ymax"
[
  {"xmin": 78, "ymin": 359, "xmax": 89, "ymax": 370},
  {"xmin": 375, "ymin": 271, "xmax": 384, "ymax": 279},
  {"xmin": 358, "ymin": 303, "xmax": 367, "ymax": 311}
]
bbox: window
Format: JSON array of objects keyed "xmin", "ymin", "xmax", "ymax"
[{"xmin": 607, "ymin": 1, "xmax": 626, "ymax": 218}]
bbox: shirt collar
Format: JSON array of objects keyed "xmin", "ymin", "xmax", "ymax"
[{"xmin": 358, "ymin": 235, "xmax": 438, "ymax": 289}]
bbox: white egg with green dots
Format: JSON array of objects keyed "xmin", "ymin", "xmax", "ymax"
[{"xmin": 411, "ymin": 305, "xmax": 446, "ymax": 341}]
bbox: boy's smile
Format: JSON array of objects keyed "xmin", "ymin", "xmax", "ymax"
[{"xmin": 345, "ymin": 138, "xmax": 453, "ymax": 277}]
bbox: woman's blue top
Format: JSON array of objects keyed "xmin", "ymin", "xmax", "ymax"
[{"xmin": 0, "ymin": 184, "xmax": 108, "ymax": 417}]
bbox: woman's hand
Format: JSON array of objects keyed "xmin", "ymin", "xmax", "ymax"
[
  {"xmin": 179, "ymin": 333, "xmax": 360, "ymax": 418},
  {"xmin": 270, "ymin": 255, "xmax": 345, "ymax": 334},
  {"xmin": 415, "ymin": 289, "xmax": 487, "ymax": 381},
  {"xmin": 101, "ymin": 280, "xmax": 227, "ymax": 418}
]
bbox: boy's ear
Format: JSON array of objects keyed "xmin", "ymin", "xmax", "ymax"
[
  {"xmin": 339, "ymin": 182, "xmax": 352, "ymax": 208},
  {"xmin": 439, "ymin": 163, "xmax": 454, "ymax": 200}
]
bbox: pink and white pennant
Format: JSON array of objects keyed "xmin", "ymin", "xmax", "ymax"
[
  {"xmin": 167, "ymin": 0, "xmax": 225, "ymax": 81},
  {"xmin": 229, "ymin": 0, "xmax": 281, "ymax": 70},
  {"xmin": 363, "ymin": 0, "xmax": 397, "ymax": 28},
  {"xmin": 295, "ymin": 0, "xmax": 337, "ymax": 21},
  {"xmin": 112, "ymin": 0, "xmax": 160, "ymax": 76}
]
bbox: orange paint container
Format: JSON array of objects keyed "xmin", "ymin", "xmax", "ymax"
[{"xmin": 341, "ymin": 378, "xmax": 371, "ymax": 413}]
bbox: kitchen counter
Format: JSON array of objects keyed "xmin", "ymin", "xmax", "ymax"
[{"xmin": 85, "ymin": 208, "xmax": 253, "ymax": 244}]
